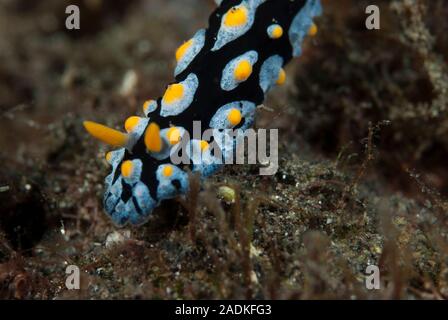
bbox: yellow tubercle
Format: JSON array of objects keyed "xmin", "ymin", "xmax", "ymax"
[
  {"xmin": 143, "ymin": 99, "xmax": 156, "ymax": 114},
  {"xmin": 271, "ymin": 25, "xmax": 283, "ymax": 39},
  {"xmin": 144, "ymin": 122, "xmax": 162, "ymax": 153},
  {"xmin": 199, "ymin": 140, "xmax": 209, "ymax": 152},
  {"xmin": 163, "ymin": 165, "xmax": 173, "ymax": 177},
  {"xmin": 227, "ymin": 108, "xmax": 242, "ymax": 126},
  {"xmin": 224, "ymin": 5, "xmax": 248, "ymax": 27},
  {"xmin": 105, "ymin": 151, "xmax": 113, "ymax": 164},
  {"xmin": 166, "ymin": 127, "xmax": 181, "ymax": 145},
  {"xmin": 124, "ymin": 116, "xmax": 140, "ymax": 133},
  {"xmin": 163, "ymin": 83, "xmax": 185, "ymax": 104},
  {"xmin": 83, "ymin": 121, "xmax": 128, "ymax": 147},
  {"xmin": 234, "ymin": 60, "xmax": 252, "ymax": 82},
  {"xmin": 276, "ymin": 68, "xmax": 286, "ymax": 85},
  {"xmin": 121, "ymin": 160, "xmax": 134, "ymax": 178},
  {"xmin": 308, "ymin": 23, "xmax": 318, "ymax": 37},
  {"xmin": 176, "ymin": 39, "xmax": 193, "ymax": 62}
]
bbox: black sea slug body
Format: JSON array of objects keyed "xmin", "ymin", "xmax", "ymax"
[{"xmin": 84, "ymin": 0, "xmax": 322, "ymax": 226}]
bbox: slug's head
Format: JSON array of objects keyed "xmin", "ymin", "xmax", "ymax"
[{"xmin": 83, "ymin": 118, "xmax": 189, "ymax": 226}]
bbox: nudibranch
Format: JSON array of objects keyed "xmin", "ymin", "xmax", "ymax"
[{"xmin": 84, "ymin": 0, "xmax": 322, "ymax": 226}]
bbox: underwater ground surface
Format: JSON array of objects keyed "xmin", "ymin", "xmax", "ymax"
[{"xmin": 0, "ymin": 0, "xmax": 447, "ymax": 299}]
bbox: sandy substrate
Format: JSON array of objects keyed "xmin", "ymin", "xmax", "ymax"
[{"xmin": 0, "ymin": 0, "xmax": 447, "ymax": 299}]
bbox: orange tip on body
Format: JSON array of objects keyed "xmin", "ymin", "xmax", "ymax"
[
  {"xmin": 105, "ymin": 151, "xmax": 113, "ymax": 164},
  {"xmin": 199, "ymin": 140, "xmax": 209, "ymax": 152},
  {"xmin": 276, "ymin": 68, "xmax": 286, "ymax": 85},
  {"xmin": 163, "ymin": 83, "xmax": 184, "ymax": 104},
  {"xmin": 145, "ymin": 122, "xmax": 163, "ymax": 153},
  {"xmin": 176, "ymin": 39, "xmax": 193, "ymax": 62},
  {"xmin": 309, "ymin": 23, "xmax": 318, "ymax": 37},
  {"xmin": 224, "ymin": 5, "xmax": 248, "ymax": 28},
  {"xmin": 162, "ymin": 165, "xmax": 174, "ymax": 177},
  {"xmin": 234, "ymin": 60, "xmax": 252, "ymax": 82},
  {"xmin": 167, "ymin": 127, "xmax": 181, "ymax": 145},
  {"xmin": 124, "ymin": 116, "xmax": 141, "ymax": 133},
  {"xmin": 121, "ymin": 160, "xmax": 134, "ymax": 178},
  {"xmin": 227, "ymin": 108, "xmax": 242, "ymax": 126}
]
